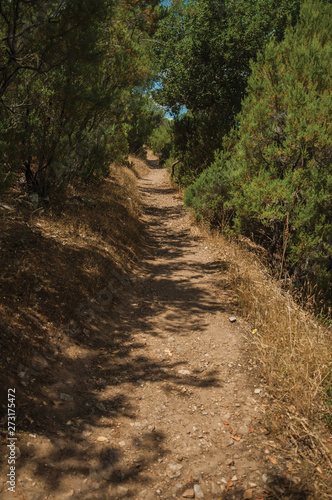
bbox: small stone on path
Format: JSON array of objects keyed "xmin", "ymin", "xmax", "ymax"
[
  {"xmin": 115, "ymin": 486, "xmax": 129, "ymax": 498},
  {"xmin": 96, "ymin": 436, "xmax": 108, "ymax": 442},
  {"xmin": 31, "ymin": 355, "xmax": 48, "ymax": 372},
  {"xmin": 229, "ymin": 317, "xmax": 237, "ymax": 323},
  {"xmin": 167, "ymin": 463, "xmax": 183, "ymax": 478},
  {"xmin": 182, "ymin": 489, "xmax": 195, "ymax": 499},
  {"xmin": 64, "ymin": 490, "xmax": 75, "ymax": 498},
  {"xmin": 194, "ymin": 484, "xmax": 204, "ymax": 498},
  {"xmin": 60, "ymin": 393, "xmax": 73, "ymax": 401},
  {"xmin": 211, "ymin": 482, "xmax": 220, "ymax": 494}
]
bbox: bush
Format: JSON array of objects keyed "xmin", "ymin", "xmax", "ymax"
[
  {"xmin": 149, "ymin": 118, "xmax": 174, "ymax": 164},
  {"xmin": 184, "ymin": 160, "xmax": 231, "ymax": 226},
  {"xmin": 185, "ymin": 0, "xmax": 332, "ymax": 303}
]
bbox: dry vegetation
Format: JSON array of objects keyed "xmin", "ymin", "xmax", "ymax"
[
  {"xmin": 197, "ymin": 225, "xmax": 332, "ymax": 484},
  {"xmin": 0, "ymin": 156, "xmax": 148, "ymax": 405},
  {"xmin": 222, "ymin": 239, "xmax": 331, "ymax": 418},
  {"xmin": 1, "ymin": 154, "xmax": 331, "ymax": 496}
]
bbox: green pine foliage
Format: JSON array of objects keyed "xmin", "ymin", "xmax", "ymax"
[
  {"xmin": 149, "ymin": 118, "xmax": 174, "ymax": 164},
  {"xmin": 153, "ymin": 0, "xmax": 302, "ymax": 185},
  {"xmin": 0, "ymin": 0, "xmax": 161, "ymax": 196},
  {"xmin": 126, "ymin": 94, "xmax": 165, "ymax": 156},
  {"xmin": 185, "ymin": 0, "xmax": 332, "ymax": 301},
  {"xmin": 184, "ymin": 159, "xmax": 231, "ymax": 225}
]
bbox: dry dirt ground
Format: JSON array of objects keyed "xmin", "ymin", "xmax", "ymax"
[{"xmin": 0, "ymin": 153, "xmax": 322, "ymax": 499}]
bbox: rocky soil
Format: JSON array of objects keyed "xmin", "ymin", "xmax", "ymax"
[{"xmin": 0, "ymin": 153, "xmax": 318, "ymax": 499}]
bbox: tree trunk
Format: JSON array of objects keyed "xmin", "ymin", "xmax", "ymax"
[{"xmin": 171, "ymin": 160, "xmax": 179, "ymax": 177}]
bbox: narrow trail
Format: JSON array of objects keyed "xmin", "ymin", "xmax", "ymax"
[
  {"xmin": 111, "ymin": 153, "xmax": 268, "ymax": 498},
  {"xmin": 1, "ymin": 153, "xmax": 311, "ymax": 500}
]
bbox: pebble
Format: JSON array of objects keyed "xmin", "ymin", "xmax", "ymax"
[
  {"xmin": 115, "ymin": 486, "xmax": 129, "ymax": 498},
  {"xmin": 229, "ymin": 317, "xmax": 237, "ymax": 323},
  {"xmin": 96, "ymin": 402, "xmax": 106, "ymax": 411},
  {"xmin": 60, "ymin": 393, "xmax": 73, "ymax": 401},
  {"xmin": 194, "ymin": 484, "xmax": 204, "ymax": 498},
  {"xmin": 31, "ymin": 355, "xmax": 48, "ymax": 372},
  {"xmin": 211, "ymin": 482, "xmax": 220, "ymax": 494},
  {"xmin": 178, "ymin": 369, "xmax": 191, "ymax": 375},
  {"xmin": 77, "ymin": 352, "xmax": 89, "ymax": 359},
  {"xmin": 119, "ymin": 441, "xmax": 126, "ymax": 447},
  {"xmin": 182, "ymin": 489, "xmax": 195, "ymax": 499},
  {"xmin": 167, "ymin": 463, "xmax": 183, "ymax": 478},
  {"xmin": 96, "ymin": 436, "xmax": 108, "ymax": 442}
]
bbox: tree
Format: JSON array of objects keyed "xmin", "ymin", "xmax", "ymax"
[
  {"xmin": 0, "ymin": 0, "xmax": 162, "ymax": 196},
  {"xmin": 186, "ymin": 0, "xmax": 332, "ymax": 300},
  {"xmin": 153, "ymin": 0, "xmax": 302, "ymax": 184},
  {"xmin": 126, "ymin": 93, "xmax": 165, "ymax": 155}
]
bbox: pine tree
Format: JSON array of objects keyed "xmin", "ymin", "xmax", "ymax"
[{"xmin": 186, "ymin": 0, "xmax": 332, "ymax": 299}]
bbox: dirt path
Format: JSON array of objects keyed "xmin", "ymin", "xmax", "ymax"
[{"xmin": 1, "ymin": 153, "xmax": 312, "ymax": 499}]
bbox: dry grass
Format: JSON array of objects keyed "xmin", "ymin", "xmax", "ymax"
[
  {"xmin": 198, "ymin": 226, "xmax": 332, "ymax": 493},
  {"xmin": 193, "ymin": 224, "xmax": 332, "ymax": 425},
  {"xmin": 0, "ymin": 157, "xmax": 148, "ymax": 398},
  {"xmin": 128, "ymin": 153, "xmax": 150, "ymax": 179},
  {"xmin": 207, "ymin": 229, "xmax": 332, "ymax": 418}
]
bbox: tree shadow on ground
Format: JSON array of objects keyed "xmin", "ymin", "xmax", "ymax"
[{"xmin": 0, "ymin": 161, "xmax": 233, "ymax": 497}]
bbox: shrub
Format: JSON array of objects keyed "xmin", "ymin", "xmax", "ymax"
[
  {"xmin": 185, "ymin": 0, "xmax": 332, "ymax": 303},
  {"xmin": 184, "ymin": 160, "xmax": 232, "ymax": 226},
  {"xmin": 149, "ymin": 118, "xmax": 174, "ymax": 164}
]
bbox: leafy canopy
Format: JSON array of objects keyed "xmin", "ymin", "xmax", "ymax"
[
  {"xmin": 0, "ymin": 0, "xmax": 161, "ymax": 194},
  {"xmin": 153, "ymin": 0, "xmax": 302, "ymax": 184}
]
